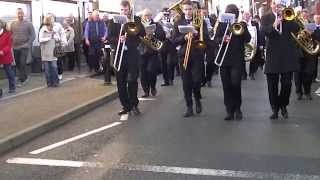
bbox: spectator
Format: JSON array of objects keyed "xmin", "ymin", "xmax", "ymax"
[
  {"xmin": 62, "ymin": 18, "xmax": 75, "ymax": 71},
  {"xmin": 39, "ymin": 15, "xmax": 59, "ymax": 87},
  {"xmin": 82, "ymin": 11, "xmax": 93, "ymax": 72},
  {"xmin": 67, "ymin": 13, "xmax": 81, "ymax": 70},
  {"xmin": 84, "ymin": 10, "xmax": 107, "ymax": 73},
  {"xmin": 10, "ymin": 8, "xmax": 35, "ymax": 87},
  {"xmin": 47, "ymin": 13, "xmax": 67, "ymax": 80},
  {"xmin": 0, "ymin": 19, "xmax": 16, "ymax": 97}
]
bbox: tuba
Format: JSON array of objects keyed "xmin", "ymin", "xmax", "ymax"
[
  {"xmin": 283, "ymin": 8, "xmax": 320, "ymax": 55},
  {"xmin": 140, "ymin": 20, "xmax": 164, "ymax": 51}
]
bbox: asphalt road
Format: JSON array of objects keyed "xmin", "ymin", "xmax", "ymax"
[{"xmin": 1, "ymin": 70, "xmax": 320, "ymax": 180}]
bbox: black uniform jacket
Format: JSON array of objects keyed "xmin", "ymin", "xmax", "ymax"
[
  {"xmin": 213, "ymin": 21, "xmax": 251, "ymax": 67},
  {"xmin": 108, "ymin": 16, "xmax": 146, "ymax": 64},
  {"xmin": 172, "ymin": 15, "xmax": 209, "ymax": 61},
  {"xmin": 261, "ymin": 13, "xmax": 300, "ymax": 74}
]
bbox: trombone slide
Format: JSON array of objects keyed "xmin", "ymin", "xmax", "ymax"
[{"xmin": 183, "ymin": 33, "xmax": 192, "ymax": 69}]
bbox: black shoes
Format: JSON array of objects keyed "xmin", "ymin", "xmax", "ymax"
[
  {"xmin": 305, "ymin": 94, "xmax": 312, "ymax": 100},
  {"xmin": 297, "ymin": 93, "xmax": 303, "ymax": 100},
  {"xmin": 132, "ymin": 106, "xmax": 141, "ymax": 115},
  {"xmin": 118, "ymin": 109, "xmax": 129, "ymax": 115},
  {"xmin": 151, "ymin": 88, "xmax": 157, "ymax": 96},
  {"xmin": 280, "ymin": 106, "xmax": 288, "ymax": 119},
  {"xmin": 224, "ymin": 113, "xmax": 234, "ymax": 121},
  {"xmin": 141, "ymin": 93, "xmax": 149, "ymax": 98},
  {"xmin": 161, "ymin": 82, "xmax": 169, "ymax": 86},
  {"xmin": 195, "ymin": 100, "xmax": 202, "ymax": 114},
  {"xmin": 235, "ymin": 109, "xmax": 243, "ymax": 120},
  {"xmin": 183, "ymin": 107, "xmax": 194, "ymax": 117},
  {"xmin": 270, "ymin": 108, "xmax": 279, "ymax": 120}
]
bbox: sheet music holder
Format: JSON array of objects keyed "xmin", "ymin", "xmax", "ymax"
[
  {"xmin": 304, "ymin": 23, "xmax": 316, "ymax": 32},
  {"xmin": 112, "ymin": 15, "xmax": 128, "ymax": 24},
  {"xmin": 145, "ymin": 24, "xmax": 157, "ymax": 34},
  {"xmin": 218, "ymin": 13, "xmax": 235, "ymax": 24},
  {"xmin": 178, "ymin": 25, "xmax": 196, "ymax": 34}
]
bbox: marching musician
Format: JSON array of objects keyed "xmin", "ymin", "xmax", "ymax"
[
  {"xmin": 201, "ymin": 8, "xmax": 217, "ymax": 87},
  {"xmin": 241, "ymin": 11, "xmax": 260, "ymax": 80},
  {"xmin": 213, "ymin": 4, "xmax": 251, "ymax": 120},
  {"xmin": 312, "ymin": 14, "xmax": 320, "ymax": 82},
  {"xmin": 294, "ymin": 9, "xmax": 315, "ymax": 100},
  {"xmin": 260, "ymin": 0, "xmax": 300, "ymax": 119},
  {"xmin": 172, "ymin": 0, "xmax": 209, "ymax": 117},
  {"xmin": 108, "ymin": 0, "xmax": 146, "ymax": 115},
  {"xmin": 159, "ymin": 8, "xmax": 177, "ymax": 86},
  {"xmin": 139, "ymin": 8, "xmax": 166, "ymax": 97}
]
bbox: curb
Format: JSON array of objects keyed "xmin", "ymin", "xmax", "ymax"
[{"xmin": 0, "ymin": 90, "xmax": 118, "ymax": 155}]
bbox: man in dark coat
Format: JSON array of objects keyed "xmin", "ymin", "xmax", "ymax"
[
  {"xmin": 260, "ymin": 1, "xmax": 300, "ymax": 119},
  {"xmin": 213, "ymin": 4, "xmax": 251, "ymax": 120},
  {"xmin": 108, "ymin": 0, "xmax": 146, "ymax": 115},
  {"xmin": 172, "ymin": 0, "xmax": 209, "ymax": 117},
  {"xmin": 139, "ymin": 8, "xmax": 166, "ymax": 97}
]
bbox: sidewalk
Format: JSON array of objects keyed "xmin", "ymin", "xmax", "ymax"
[{"xmin": 0, "ymin": 73, "xmax": 117, "ymax": 155}]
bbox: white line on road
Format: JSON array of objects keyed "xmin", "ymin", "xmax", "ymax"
[
  {"xmin": 315, "ymin": 87, "xmax": 320, "ymax": 94},
  {"xmin": 6, "ymin": 157, "xmax": 103, "ymax": 168},
  {"xmin": 29, "ymin": 122, "xmax": 122, "ymax": 154},
  {"xmin": 115, "ymin": 163, "xmax": 320, "ymax": 180},
  {"xmin": 120, "ymin": 114, "xmax": 129, "ymax": 121},
  {"xmin": 138, "ymin": 97, "xmax": 157, "ymax": 101}
]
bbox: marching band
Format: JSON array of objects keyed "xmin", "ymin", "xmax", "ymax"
[{"xmin": 104, "ymin": 0, "xmax": 320, "ymax": 119}]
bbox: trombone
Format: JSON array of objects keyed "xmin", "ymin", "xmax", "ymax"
[
  {"xmin": 214, "ymin": 22, "xmax": 244, "ymax": 67},
  {"xmin": 113, "ymin": 3, "xmax": 141, "ymax": 72}
]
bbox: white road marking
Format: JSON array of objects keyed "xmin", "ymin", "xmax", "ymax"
[
  {"xmin": 29, "ymin": 122, "xmax": 122, "ymax": 154},
  {"xmin": 120, "ymin": 114, "xmax": 129, "ymax": 121},
  {"xmin": 6, "ymin": 157, "xmax": 103, "ymax": 168},
  {"xmin": 138, "ymin": 97, "xmax": 157, "ymax": 101},
  {"xmin": 315, "ymin": 87, "xmax": 320, "ymax": 94},
  {"xmin": 115, "ymin": 163, "xmax": 320, "ymax": 180}
]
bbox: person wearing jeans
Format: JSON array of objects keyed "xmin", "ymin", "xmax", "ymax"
[
  {"xmin": 0, "ymin": 19, "xmax": 16, "ymax": 95},
  {"xmin": 39, "ymin": 15, "xmax": 59, "ymax": 87},
  {"xmin": 10, "ymin": 8, "xmax": 35, "ymax": 86}
]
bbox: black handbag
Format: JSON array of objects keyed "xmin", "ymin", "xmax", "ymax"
[{"xmin": 54, "ymin": 41, "xmax": 65, "ymax": 58}]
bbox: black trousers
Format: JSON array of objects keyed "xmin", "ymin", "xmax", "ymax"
[
  {"xmin": 103, "ymin": 48, "xmax": 111, "ymax": 83},
  {"xmin": 204, "ymin": 57, "xmax": 215, "ymax": 82},
  {"xmin": 294, "ymin": 71, "xmax": 313, "ymax": 95},
  {"xmin": 116, "ymin": 52, "xmax": 139, "ymax": 111},
  {"xmin": 313, "ymin": 58, "xmax": 319, "ymax": 80},
  {"xmin": 181, "ymin": 56, "xmax": 203, "ymax": 108},
  {"xmin": 266, "ymin": 72, "xmax": 293, "ymax": 109},
  {"xmin": 57, "ymin": 57, "xmax": 63, "ymax": 75},
  {"xmin": 63, "ymin": 52, "xmax": 76, "ymax": 71},
  {"xmin": 220, "ymin": 65, "xmax": 242, "ymax": 113},
  {"xmin": 140, "ymin": 54, "xmax": 157, "ymax": 94},
  {"xmin": 161, "ymin": 50, "xmax": 176, "ymax": 84}
]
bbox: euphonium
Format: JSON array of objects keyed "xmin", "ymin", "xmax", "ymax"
[
  {"xmin": 168, "ymin": 0, "xmax": 183, "ymax": 16},
  {"xmin": 283, "ymin": 8, "xmax": 320, "ymax": 55}
]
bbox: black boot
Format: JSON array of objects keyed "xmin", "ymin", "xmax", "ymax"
[
  {"xmin": 270, "ymin": 107, "xmax": 279, "ymax": 120},
  {"xmin": 183, "ymin": 107, "xmax": 194, "ymax": 117},
  {"xmin": 195, "ymin": 100, "xmax": 202, "ymax": 114},
  {"xmin": 235, "ymin": 109, "xmax": 243, "ymax": 120},
  {"xmin": 280, "ymin": 106, "xmax": 288, "ymax": 119},
  {"xmin": 118, "ymin": 109, "xmax": 130, "ymax": 115},
  {"xmin": 132, "ymin": 106, "xmax": 141, "ymax": 115}
]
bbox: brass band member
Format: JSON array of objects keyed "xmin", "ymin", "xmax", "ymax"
[
  {"xmin": 159, "ymin": 8, "xmax": 177, "ymax": 86},
  {"xmin": 108, "ymin": 0, "xmax": 146, "ymax": 115},
  {"xmin": 294, "ymin": 9, "xmax": 315, "ymax": 100},
  {"xmin": 172, "ymin": 0, "xmax": 209, "ymax": 117},
  {"xmin": 260, "ymin": 0, "xmax": 300, "ymax": 119},
  {"xmin": 139, "ymin": 9, "xmax": 166, "ymax": 97},
  {"xmin": 214, "ymin": 4, "xmax": 251, "ymax": 120}
]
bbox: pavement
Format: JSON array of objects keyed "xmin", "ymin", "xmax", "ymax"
[
  {"xmin": 1, "ymin": 67, "xmax": 320, "ymax": 180},
  {"xmin": 0, "ymin": 70, "xmax": 118, "ymax": 155}
]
